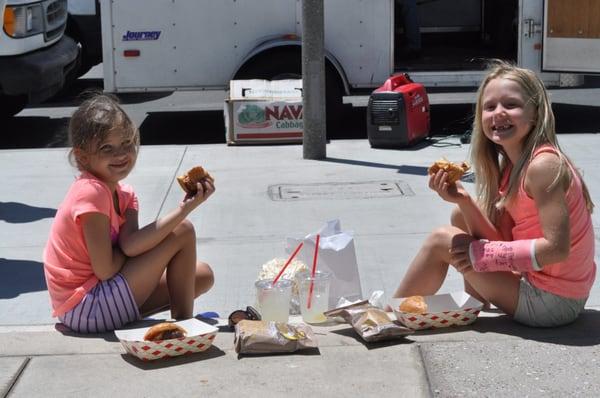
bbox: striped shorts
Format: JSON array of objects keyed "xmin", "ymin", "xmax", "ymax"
[{"xmin": 59, "ymin": 273, "xmax": 140, "ymax": 333}]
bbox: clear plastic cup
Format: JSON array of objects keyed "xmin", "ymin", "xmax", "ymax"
[
  {"xmin": 298, "ymin": 271, "xmax": 331, "ymax": 324},
  {"xmin": 255, "ymin": 278, "xmax": 293, "ymax": 323}
]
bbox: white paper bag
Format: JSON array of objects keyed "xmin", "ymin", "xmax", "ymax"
[{"xmin": 286, "ymin": 220, "xmax": 363, "ymax": 308}]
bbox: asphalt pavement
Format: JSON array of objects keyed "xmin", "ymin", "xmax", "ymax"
[{"xmin": 1, "ymin": 88, "xmax": 600, "ymax": 396}]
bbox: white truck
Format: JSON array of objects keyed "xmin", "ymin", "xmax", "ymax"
[
  {"xmin": 0, "ymin": 0, "xmax": 80, "ymax": 117},
  {"xmin": 98, "ymin": 0, "xmax": 599, "ymax": 118}
]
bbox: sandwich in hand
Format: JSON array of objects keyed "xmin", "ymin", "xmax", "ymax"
[
  {"xmin": 143, "ymin": 322, "xmax": 187, "ymax": 341},
  {"xmin": 428, "ymin": 159, "xmax": 470, "ymax": 183},
  {"xmin": 176, "ymin": 166, "xmax": 214, "ymax": 195}
]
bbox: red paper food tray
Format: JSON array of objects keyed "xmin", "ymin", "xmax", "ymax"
[
  {"xmin": 114, "ymin": 318, "xmax": 218, "ymax": 361},
  {"xmin": 390, "ymin": 291, "xmax": 483, "ymax": 330}
]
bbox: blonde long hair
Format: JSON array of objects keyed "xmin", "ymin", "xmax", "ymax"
[{"xmin": 470, "ymin": 60, "xmax": 594, "ymax": 224}]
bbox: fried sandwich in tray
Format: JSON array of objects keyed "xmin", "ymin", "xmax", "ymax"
[
  {"xmin": 398, "ymin": 295, "xmax": 428, "ymax": 314},
  {"xmin": 143, "ymin": 322, "xmax": 187, "ymax": 341}
]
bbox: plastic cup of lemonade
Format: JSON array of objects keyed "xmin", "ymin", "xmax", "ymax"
[
  {"xmin": 298, "ymin": 270, "xmax": 331, "ymax": 324},
  {"xmin": 255, "ymin": 278, "xmax": 293, "ymax": 323}
]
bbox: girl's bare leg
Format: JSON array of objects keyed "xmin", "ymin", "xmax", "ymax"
[
  {"xmin": 392, "ymin": 226, "xmax": 455, "ymax": 297},
  {"xmin": 121, "ymin": 219, "xmax": 214, "ymax": 319},
  {"xmin": 449, "ymin": 207, "xmax": 489, "ymax": 307},
  {"xmin": 462, "ymin": 270, "xmax": 520, "ymax": 316},
  {"xmin": 391, "ymin": 221, "xmax": 521, "ymax": 315},
  {"xmin": 139, "ymin": 262, "xmax": 214, "ymax": 318}
]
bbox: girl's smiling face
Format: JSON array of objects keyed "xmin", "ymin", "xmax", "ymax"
[
  {"xmin": 80, "ymin": 129, "xmax": 138, "ymax": 188},
  {"xmin": 481, "ymin": 77, "xmax": 537, "ymax": 152}
]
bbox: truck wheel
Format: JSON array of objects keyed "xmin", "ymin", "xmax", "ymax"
[
  {"xmin": 234, "ymin": 50, "xmax": 347, "ymax": 136},
  {"xmin": 0, "ymin": 95, "xmax": 27, "ymax": 118},
  {"xmin": 65, "ymin": 18, "xmax": 97, "ymax": 79},
  {"xmin": 75, "ymin": 57, "xmax": 94, "ymax": 78}
]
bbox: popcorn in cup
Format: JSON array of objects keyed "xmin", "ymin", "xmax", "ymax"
[{"xmin": 258, "ymin": 256, "xmax": 308, "ymax": 315}]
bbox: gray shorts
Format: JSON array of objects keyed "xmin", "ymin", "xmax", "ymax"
[{"xmin": 513, "ymin": 278, "xmax": 587, "ymax": 327}]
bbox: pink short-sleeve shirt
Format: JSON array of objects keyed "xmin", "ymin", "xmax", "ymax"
[{"xmin": 43, "ymin": 172, "xmax": 138, "ymax": 317}]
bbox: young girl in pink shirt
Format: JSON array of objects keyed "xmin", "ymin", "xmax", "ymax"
[
  {"xmin": 44, "ymin": 94, "xmax": 215, "ymax": 333},
  {"xmin": 391, "ymin": 61, "xmax": 596, "ymax": 327}
]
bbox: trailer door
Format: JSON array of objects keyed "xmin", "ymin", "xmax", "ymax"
[{"xmin": 542, "ymin": 0, "xmax": 600, "ymax": 73}]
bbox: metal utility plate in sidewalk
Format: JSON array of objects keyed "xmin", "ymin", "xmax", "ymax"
[{"xmin": 268, "ymin": 180, "xmax": 414, "ymax": 201}]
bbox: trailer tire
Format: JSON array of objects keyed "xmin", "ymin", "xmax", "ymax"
[
  {"xmin": 234, "ymin": 50, "xmax": 347, "ymax": 136},
  {"xmin": 0, "ymin": 94, "xmax": 28, "ymax": 118}
]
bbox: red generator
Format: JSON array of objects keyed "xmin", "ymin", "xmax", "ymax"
[{"xmin": 367, "ymin": 73, "xmax": 430, "ymax": 148}]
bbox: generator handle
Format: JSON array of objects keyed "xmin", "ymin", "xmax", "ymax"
[{"xmin": 380, "ymin": 73, "xmax": 414, "ymax": 91}]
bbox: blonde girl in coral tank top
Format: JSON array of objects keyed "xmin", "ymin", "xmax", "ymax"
[{"xmin": 390, "ymin": 60, "xmax": 595, "ymax": 327}]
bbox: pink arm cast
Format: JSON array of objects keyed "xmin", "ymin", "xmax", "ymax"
[{"xmin": 468, "ymin": 239, "xmax": 542, "ymax": 273}]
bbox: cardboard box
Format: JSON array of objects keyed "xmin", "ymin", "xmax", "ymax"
[{"xmin": 225, "ymin": 79, "xmax": 303, "ymax": 145}]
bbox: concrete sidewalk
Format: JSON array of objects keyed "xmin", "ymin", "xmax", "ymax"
[
  {"xmin": 2, "ymin": 309, "xmax": 600, "ymax": 397},
  {"xmin": 1, "ymin": 136, "xmax": 600, "ymax": 396}
]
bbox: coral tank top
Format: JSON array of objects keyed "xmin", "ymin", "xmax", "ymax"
[{"xmin": 500, "ymin": 146, "xmax": 595, "ymax": 299}]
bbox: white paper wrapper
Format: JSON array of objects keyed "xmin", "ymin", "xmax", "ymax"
[
  {"xmin": 286, "ymin": 220, "xmax": 363, "ymax": 308},
  {"xmin": 390, "ymin": 291, "xmax": 483, "ymax": 330},
  {"xmin": 115, "ymin": 318, "xmax": 218, "ymax": 361}
]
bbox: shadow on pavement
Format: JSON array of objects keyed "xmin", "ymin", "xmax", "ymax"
[
  {"xmin": 25, "ymin": 78, "xmax": 171, "ymax": 110},
  {"xmin": 53, "ymin": 323, "xmax": 120, "ymax": 342},
  {"xmin": 396, "ymin": 165, "xmax": 430, "ymax": 177},
  {"xmin": 139, "ymin": 106, "xmax": 370, "ymax": 145},
  {"xmin": 373, "ymin": 309, "xmax": 600, "ymax": 347},
  {"xmin": 314, "ymin": 159, "xmax": 476, "ymax": 186},
  {"xmin": 425, "ymin": 103, "xmax": 600, "ymax": 136},
  {"xmin": 39, "ymin": 78, "xmax": 104, "ymax": 107},
  {"xmin": 140, "ymin": 111, "xmax": 226, "ymax": 145},
  {"xmin": 0, "ymin": 258, "xmax": 47, "ymax": 298},
  {"xmin": 122, "ymin": 345, "xmax": 226, "ymax": 370},
  {"xmin": 323, "ymin": 157, "xmax": 408, "ymax": 171},
  {"xmin": 0, "ymin": 201, "xmax": 56, "ymax": 223},
  {"xmin": 2, "ymin": 116, "xmax": 70, "ymax": 148},
  {"xmin": 469, "ymin": 309, "xmax": 600, "ymax": 346},
  {"xmin": 4, "ymin": 100, "xmax": 598, "ymax": 150},
  {"xmin": 430, "ymin": 104, "xmax": 474, "ymax": 136},
  {"xmin": 235, "ymin": 347, "xmax": 321, "ymax": 359},
  {"xmin": 329, "ymin": 326, "xmax": 413, "ymax": 350},
  {"xmin": 555, "ymin": 104, "xmax": 600, "ymax": 134},
  {"xmin": 54, "ymin": 316, "xmax": 224, "ymax": 342}
]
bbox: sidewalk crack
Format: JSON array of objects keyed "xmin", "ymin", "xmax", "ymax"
[
  {"xmin": 416, "ymin": 344, "xmax": 435, "ymax": 398},
  {"xmin": 156, "ymin": 146, "xmax": 188, "ymax": 220},
  {"xmin": 2, "ymin": 356, "xmax": 30, "ymax": 398}
]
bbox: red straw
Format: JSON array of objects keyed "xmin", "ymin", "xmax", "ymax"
[
  {"xmin": 271, "ymin": 242, "xmax": 304, "ymax": 286},
  {"xmin": 307, "ymin": 234, "xmax": 320, "ymax": 309}
]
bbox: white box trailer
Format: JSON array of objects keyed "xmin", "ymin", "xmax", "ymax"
[{"xmin": 99, "ymin": 0, "xmax": 600, "ymax": 113}]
